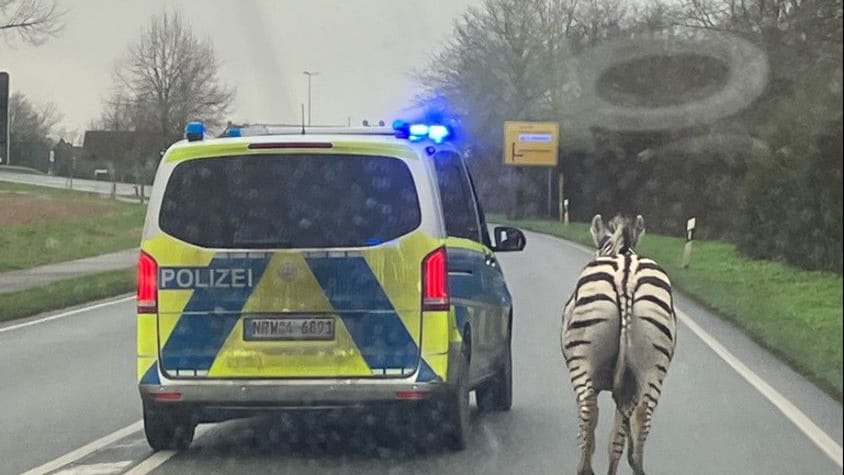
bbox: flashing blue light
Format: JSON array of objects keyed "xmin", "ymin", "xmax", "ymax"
[
  {"xmin": 408, "ymin": 124, "xmax": 429, "ymax": 137},
  {"xmin": 428, "ymin": 125, "xmax": 450, "ymax": 144},
  {"xmin": 393, "ymin": 120, "xmax": 453, "ymax": 144},
  {"xmin": 185, "ymin": 121, "xmax": 206, "ymax": 142},
  {"xmin": 226, "ymin": 128, "xmax": 242, "ymax": 138}
]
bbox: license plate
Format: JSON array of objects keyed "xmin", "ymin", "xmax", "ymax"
[{"xmin": 244, "ymin": 317, "xmax": 335, "ymax": 341}]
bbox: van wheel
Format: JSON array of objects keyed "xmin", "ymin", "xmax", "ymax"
[
  {"xmin": 442, "ymin": 344, "xmax": 471, "ymax": 451},
  {"xmin": 476, "ymin": 340, "xmax": 513, "ymax": 412},
  {"xmin": 143, "ymin": 402, "xmax": 196, "ymax": 451}
]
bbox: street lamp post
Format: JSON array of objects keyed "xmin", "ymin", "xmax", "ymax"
[{"xmin": 303, "ymin": 71, "xmax": 319, "ymax": 126}]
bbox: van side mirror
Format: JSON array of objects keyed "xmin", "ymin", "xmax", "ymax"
[{"xmin": 492, "ymin": 226, "xmax": 526, "ymax": 252}]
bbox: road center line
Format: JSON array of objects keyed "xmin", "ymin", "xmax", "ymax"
[
  {"xmin": 0, "ymin": 295, "xmax": 133, "ymax": 334},
  {"xmin": 534, "ymin": 230, "xmax": 843, "ymax": 467},
  {"xmin": 20, "ymin": 421, "xmax": 143, "ymax": 475}
]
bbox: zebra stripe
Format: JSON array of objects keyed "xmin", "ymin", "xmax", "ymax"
[{"xmin": 567, "ymin": 317, "xmax": 609, "ymax": 329}]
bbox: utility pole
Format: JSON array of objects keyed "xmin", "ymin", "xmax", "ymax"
[{"xmin": 303, "ymin": 71, "xmax": 319, "ymax": 126}]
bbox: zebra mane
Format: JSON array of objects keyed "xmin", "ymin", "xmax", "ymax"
[{"xmin": 592, "ymin": 213, "xmax": 645, "ymax": 257}]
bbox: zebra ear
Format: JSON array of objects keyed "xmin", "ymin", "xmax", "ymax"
[
  {"xmin": 590, "ymin": 214, "xmax": 605, "ymax": 247},
  {"xmin": 635, "ymin": 215, "xmax": 645, "ymax": 236}
]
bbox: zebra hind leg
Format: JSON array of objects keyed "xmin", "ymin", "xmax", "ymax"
[
  {"xmin": 627, "ymin": 401, "xmax": 655, "ymax": 475},
  {"xmin": 606, "ymin": 408, "xmax": 627, "ymax": 475},
  {"xmin": 575, "ymin": 388, "xmax": 599, "ymax": 475}
]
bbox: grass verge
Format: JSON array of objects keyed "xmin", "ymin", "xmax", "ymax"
[
  {"xmin": 490, "ymin": 214, "xmax": 843, "ymax": 400},
  {"xmin": 0, "ymin": 269, "xmax": 134, "ymax": 324},
  {"xmin": 0, "ymin": 181, "xmax": 146, "ymax": 272}
]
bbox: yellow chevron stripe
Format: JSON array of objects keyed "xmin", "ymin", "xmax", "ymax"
[{"xmin": 207, "ymin": 252, "xmax": 371, "ymax": 377}]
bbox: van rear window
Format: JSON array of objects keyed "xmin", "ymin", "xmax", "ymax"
[{"xmin": 159, "ymin": 154, "xmax": 421, "ymax": 248}]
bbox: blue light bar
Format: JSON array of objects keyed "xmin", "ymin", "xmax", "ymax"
[
  {"xmin": 392, "ymin": 120, "xmax": 452, "ymax": 144},
  {"xmin": 185, "ymin": 121, "xmax": 206, "ymax": 142},
  {"xmin": 226, "ymin": 127, "xmax": 242, "ymax": 138}
]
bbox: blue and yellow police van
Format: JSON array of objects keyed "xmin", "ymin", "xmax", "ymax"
[{"xmin": 136, "ymin": 120, "xmax": 526, "ymax": 451}]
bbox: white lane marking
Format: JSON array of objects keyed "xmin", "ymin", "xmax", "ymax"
[
  {"xmin": 20, "ymin": 421, "xmax": 142, "ymax": 475},
  {"xmin": 523, "ymin": 229, "xmax": 844, "ymax": 467},
  {"xmin": 122, "ymin": 451, "xmax": 175, "ymax": 475},
  {"xmin": 52, "ymin": 461, "xmax": 132, "ymax": 475},
  {"xmin": 676, "ymin": 309, "xmax": 843, "ymax": 468},
  {"xmin": 124, "ymin": 425, "xmax": 212, "ymax": 475},
  {"xmin": 0, "ymin": 296, "xmax": 133, "ymax": 334}
]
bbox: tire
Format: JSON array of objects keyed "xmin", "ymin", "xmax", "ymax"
[
  {"xmin": 476, "ymin": 340, "xmax": 513, "ymax": 412},
  {"xmin": 442, "ymin": 344, "xmax": 471, "ymax": 451},
  {"xmin": 143, "ymin": 402, "xmax": 196, "ymax": 451}
]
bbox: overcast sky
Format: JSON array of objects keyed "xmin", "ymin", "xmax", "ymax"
[{"xmin": 1, "ymin": 0, "xmax": 477, "ymax": 140}]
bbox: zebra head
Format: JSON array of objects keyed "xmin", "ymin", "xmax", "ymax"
[{"xmin": 590, "ymin": 213, "xmax": 646, "ymax": 256}]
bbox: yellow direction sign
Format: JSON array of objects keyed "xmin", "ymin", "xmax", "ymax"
[{"xmin": 503, "ymin": 121, "xmax": 559, "ymax": 166}]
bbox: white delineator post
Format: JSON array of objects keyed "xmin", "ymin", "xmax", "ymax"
[
  {"xmin": 682, "ymin": 217, "xmax": 696, "ymax": 268},
  {"xmin": 563, "ymin": 199, "xmax": 570, "ymax": 227}
]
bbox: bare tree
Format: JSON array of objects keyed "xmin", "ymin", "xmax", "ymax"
[
  {"xmin": 0, "ymin": 0, "xmax": 63, "ymax": 46},
  {"xmin": 572, "ymin": 0, "xmax": 629, "ymax": 47},
  {"xmin": 7, "ymin": 92, "xmax": 62, "ymax": 168},
  {"xmin": 670, "ymin": 0, "xmax": 842, "ymax": 42},
  {"xmin": 111, "ymin": 10, "xmax": 234, "ymax": 143},
  {"xmin": 93, "ymin": 90, "xmax": 156, "ymax": 132},
  {"xmin": 417, "ymin": 0, "xmax": 602, "ymax": 215},
  {"xmin": 418, "ymin": 0, "xmax": 582, "ymax": 131},
  {"xmin": 9, "ymin": 92, "xmax": 61, "ymax": 136}
]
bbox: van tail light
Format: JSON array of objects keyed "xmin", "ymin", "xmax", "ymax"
[
  {"xmin": 422, "ymin": 247, "xmax": 449, "ymax": 311},
  {"xmin": 395, "ymin": 390, "xmax": 430, "ymax": 400},
  {"xmin": 137, "ymin": 251, "xmax": 158, "ymax": 313},
  {"xmin": 151, "ymin": 391, "xmax": 182, "ymax": 401}
]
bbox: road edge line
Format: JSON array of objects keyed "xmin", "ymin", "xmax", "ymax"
[
  {"xmin": 0, "ymin": 295, "xmax": 134, "ymax": 334},
  {"xmin": 528, "ymin": 228, "xmax": 843, "ymax": 467},
  {"xmin": 19, "ymin": 421, "xmax": 143, "ymax": 475},
  {"xmin": 676, "ymin": 309, "xmax": 843, "ymax": 468}
]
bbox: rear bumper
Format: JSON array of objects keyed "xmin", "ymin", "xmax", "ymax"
[
  {"xmin": 139, "ymin": 376, "xmax": 449, "ymax": 406},
  {"xmin": 139, "ymin": 346, "xmax": 461, "ymax": 415},
  {"xmin": 140, "ymin": 377, "xmax": 452, "ymax": 423}
]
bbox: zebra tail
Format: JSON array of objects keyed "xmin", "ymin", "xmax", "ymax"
[{"xmin": 612, "ymin": 305, "xmax": 637, "ymax": 409}]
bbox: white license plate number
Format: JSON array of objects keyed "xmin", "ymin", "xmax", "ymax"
[{"xmin": 244, "ymin": 317, "xmax": 335, "ymax": 341}]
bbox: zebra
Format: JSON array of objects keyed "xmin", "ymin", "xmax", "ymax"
[{"xmin": 561, "ymin": 214, "xmax": 677, "ymax": 475}]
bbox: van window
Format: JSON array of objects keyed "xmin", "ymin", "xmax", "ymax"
[
  {"xmin": 465, "ymin": 167, "xmax": 493, "ymax": 248},
  {"xmin": 433, "ymin": 152, "xmax": 481, "ymax": 242},
  {"xmin": 159, "ymin": 154, "xmax": 421, "ymax": 248}
]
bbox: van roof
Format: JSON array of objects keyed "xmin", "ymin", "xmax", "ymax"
[{"xmin": 163, "ymin": 131, "xmax": 460, "ymax": 163}]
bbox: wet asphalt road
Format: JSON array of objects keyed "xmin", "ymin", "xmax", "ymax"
[{"xmin": 1, "ymin": 230, "xmax": 840, "ymax": 474}]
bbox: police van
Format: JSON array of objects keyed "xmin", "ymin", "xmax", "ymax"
[{"xmin": 137, "ymin": 120, "xmax": 526, "ymax": 451}]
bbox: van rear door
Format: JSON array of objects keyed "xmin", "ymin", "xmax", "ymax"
[{"xmin": 149, "ymin": 153, "xmax": 433, "ymax": 379}]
